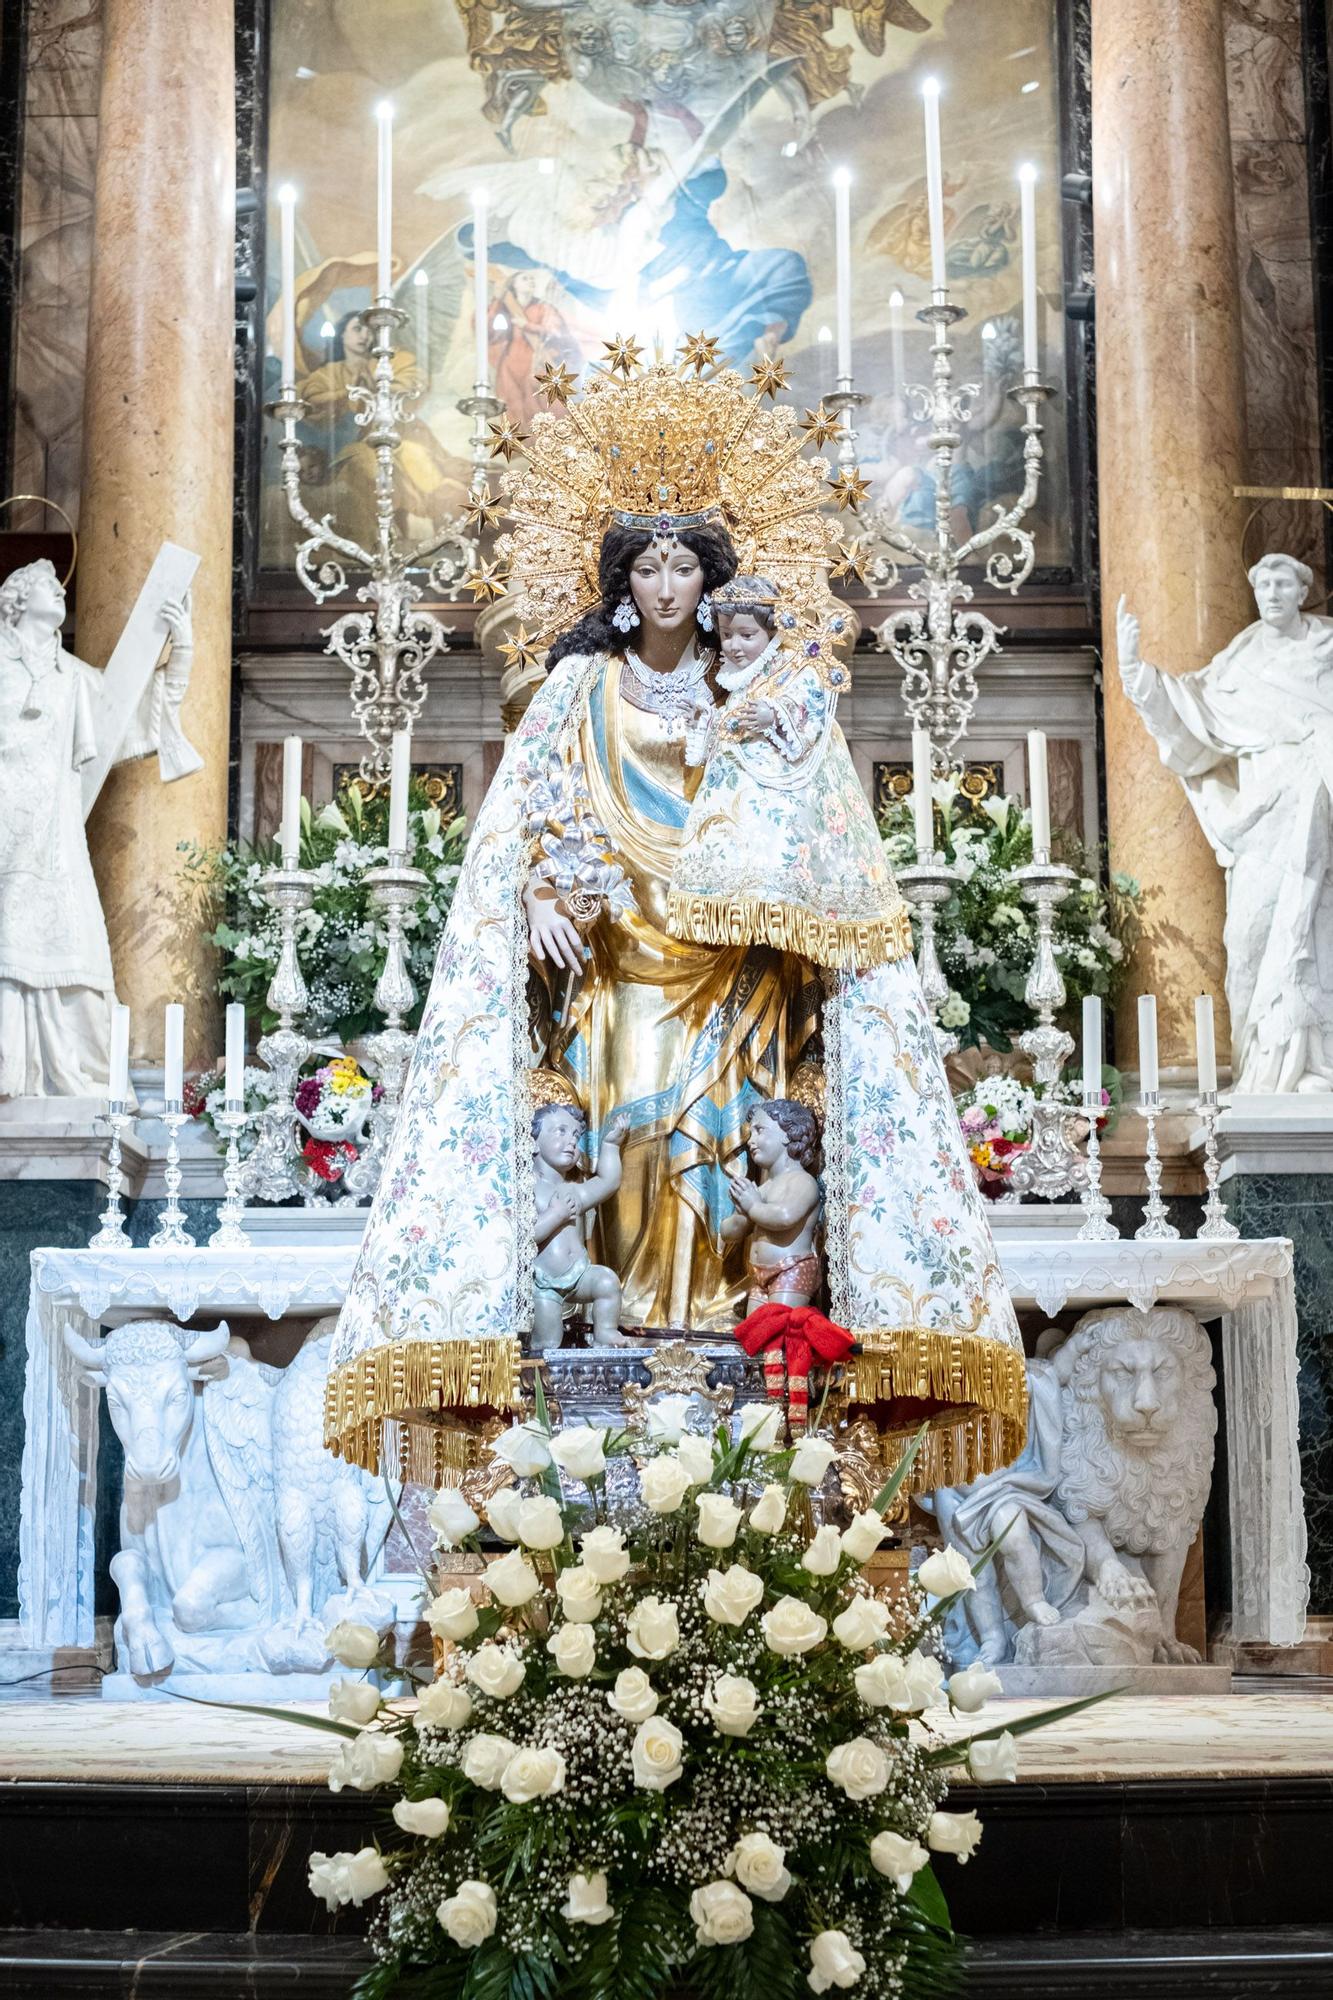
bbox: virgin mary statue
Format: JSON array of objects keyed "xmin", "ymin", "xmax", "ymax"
[{"xmin": 325, "ymin": 357, "xmax": 1025, "ymax": 1489}]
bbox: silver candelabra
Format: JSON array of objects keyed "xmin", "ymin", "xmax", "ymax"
[
  {"xmin": 1134, "ymin": 1092, "xmax": 1179, "ymax": 1241},
  {"xmin": 209, "ymin": 1102, "xmax": 252, "ymax": 1249},
  {"xmin": 1005, "ymin": 860, "xmax": 1089, "ymax": 1202},
  {"xmin": 1077, "ymin": 1088, "xmax": 1119, "ymax": 1241},
  {"xmin": 1195, "ymin": 1091, "xmax": 1239, "ymax": 1240},
  {"xmin": 896, "ymin": 853, "xmax": 961, "ymax": 1056},
  {"xmin": 149, "ymin": 1101, "xmax": 194, "ymax": 1248},
  {"xmin": 241, "ymin": 862, "xmax": 315, "ymax": 1205},
  {"xmin": 344, "ymin": 850, "xmax": 428, "ymax": 1201},
  {"xmin": 89, "ymin": 1101, "xmax": 133, "ymax": 1249}
]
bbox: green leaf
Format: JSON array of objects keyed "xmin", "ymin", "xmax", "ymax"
[
  {"xmin": 162, "ymin": 1689, "xmax": 363, "ymax": 1738},
  {"xmin": 871, "ymin": 1425, "xmax": 925, "ymax": 1514},
  {"xmin": 908, "ymin": 1859, "xmax": 954, "ymax": 1935},
  {"xmin": 925, "ymin": 1687, "xmax": 1123, "ymax": 1765}
]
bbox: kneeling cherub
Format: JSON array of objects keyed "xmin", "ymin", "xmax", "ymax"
[
  {"xmin": 531, "ymin": 1101, "xmax": 630, "ymax": 1350},
  {"xmin": 722, "ymin": 1098, "xmax": 823, "ymax": 1309}
]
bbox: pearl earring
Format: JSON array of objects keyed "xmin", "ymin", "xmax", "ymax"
[
  {"xmin": 697, "ymin": 596, "xmax": 715, "ymax": 634},
  {"xmin": 612, "ymin": 596, "xmax": 640, "ymax": 634}
]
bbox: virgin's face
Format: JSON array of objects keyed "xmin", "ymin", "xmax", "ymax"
[{"xmin": 627, "ymin": 543, "xmax": 705, "ymax": 638}]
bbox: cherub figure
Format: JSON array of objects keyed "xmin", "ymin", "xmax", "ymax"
[
  {"xmin": 531, "ymin": 1102, "xmax": 631, "ymax": 1350},
  {"xmin": 722, "ymin": 1099, "xmax": 822, "ymax": 1309}
]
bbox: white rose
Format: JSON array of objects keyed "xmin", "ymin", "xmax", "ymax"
[
  {"xmin": 854, "ymin": 1652, "xmax": 913, "ymax": 1709},
  {"xmin": 696, "ymin": 1493, "xmax": 743, "ymax": 1549},
  {"xmin": 485, "ymin": 1551, "xmax": 541, "ymax": 1608},
  {"xmin": 645, "ymin": 1394, "xmax": 693, "ymax": 1444},
  {"xmin": 491, "ymin": 1423, "xmax": 553, "ymax": 1477},
  {"xmin": 831, "ymin": 1596, "xmax": 891, "ymax": 1651},
  {"xmin": 761, "ymin": 1595, "xmax": 828, "ymax": 1656},
  {"xmin": 392, "ymin": 1796, "xmax": 451, "ymax": 1837},
  {"xmin": 415, "ymin": 1680, "xmax": 472, "ymax": 1731},
  {"xmin": 903, "ymin": 1649, "xmax": 946, "ymax": 1712},
  {"xmin": 460, "ymin": 1733, "xmax": 517, "ymax": 1791},
  {"xmin": 555, "ymin": 1564, "xmax": 603, "ymax": 1623},
  {"xmin": 561, "ymin": 1871, "xmax": 614, "ymax": 1925},
  {"xmin": 926, "ymin": 1809, "xmax": 983, "ymax": 1861},
  {"xmin": 967, "ymin": 1731, "xmax": 1018, "ymax": 1784},
  {"xmin": 870, "ymin": 1829, "xmax": 928, "ymax": 1892},
  {"xmin": 325, "ymin": 1619, "xmax": 380, "ymax": 1669},
  {"xmin": 675, "ymin": 1432, "xmax": 715, "ymax": 1485},
  {"xmin": 328, "ymin": 1678, "xmax": 382, "ymax": 1725},
  {"xmin": 547, "ymin": 1621, "xmax": 596, "ymax": 1678},
  {"xmin": 808, "ymin": 1929, "xmax": 867, "ymax": 1992},
  {"xmin": 825, "ymin": 1736, "xmax": 891, "ymax": 1800},
  {"xmin": 328, "ymin": 1731, "xmax": 405, "ymax": 1793},
  {"xmin": 631, "ymin": 1714, "xmax": 685, "ymax": 1791},
  {"xmin": 789, "ymin": 1435, "xmax": 837, "ymax": 1486},
  {"xmin": 626, "ymin": 1595, "xmax": 680, "ymax": 1661},
  {"xmin": 748, "ymin": 1482, "xmax": 788, "ymax": 1534},
  {"xmin": 607, "ymin": 1666, "xmax": 659, "ymax": 1722},
  {"xmin": 840, "ymin": 1508, "xmax": 888, "ymax": 1563},
  {"xmin": 640, "ymin": 1454, "xmax": 692, "ymax": 1514},
  {"xmin": 308, "ymin": 1847, "xmax": 389, "ymax": 1910},
  {"xmin": 501, "ymin": 1745, "xmax": 566, "ymax": 1803},
  {"xmin": 690, "ymin": 1879, "xmax": 754, "ymax": 1947},
  {"xmin": 484, "ymin": 1485, "xmax": 524, "ymax": 1542},
  {"xmin": 466, "ymin": 1642, "xmax": 526, "ymax": 1700},
  {"xmin": 427, "ymin": 1487, "xmax": 480, "ymax": 1547},
  {"xmin": 738, "ymin": 1402, "xmax": 783, "ymax": 1452},
  {"xmin": 729, "ymin": 1832, "xmax": 790, "ymax": 1902},
  {"xmin": 916, "ymin": 1546, "xmax": 976, "ymax": 1599},
  {"xmin": 438, "ymin": 1879, "xmax": 498, "ymax": 1948},
  {"xmin": 426, "ymin": 1587, "xmax": 479, "ymax": 1643},
  {"xmin": 549, "ymin": 1425, "xmax": 608, "ymax": 1481},
  {"xmin": 516, "ymin": 1494, "xmax": 565, "ymax": 1550},
  {"xmin": 703, "ymin": 1672, "xmax": 761, "ymax": 1737},
  {"xmin": 702, "ymin": 1563, "xmax": 765, "ymax": 1627},
  {"xmin": 579, "ymin": 1524, "xmax": 630, "ymax": 1583},
  {"xmin": 801, "ymin": 1524, "xmax": 844, "ymax": 1576},
  {"xmin": 948, "ymin": 1663, "xmax": 1003, "ymax": 1714}
]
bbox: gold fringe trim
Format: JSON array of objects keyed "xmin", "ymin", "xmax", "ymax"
[
  {"xmin": 667, "ymin": 890, "xmax": 914, "ymax": 970},
  {"xmin": 843, "ymin": 1326, "xmax": 1029, "ymax": 1492},
  {"xmin": 324, "ymin": 1337, "xmax": 523, "ymax": 1476}
]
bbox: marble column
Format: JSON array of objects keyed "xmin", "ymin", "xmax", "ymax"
[
  {"xmin": 77, "ymin": 0, "xmax": 235, "ymax": 1068},
  {"xmin": 1092, "ymin": 0, "xmax": 1250, "ymax": 1070}
]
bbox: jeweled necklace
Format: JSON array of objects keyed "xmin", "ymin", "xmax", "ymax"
[{"xmin": 622, "ymin": 644, "xmax": 712, "ymax": 724}]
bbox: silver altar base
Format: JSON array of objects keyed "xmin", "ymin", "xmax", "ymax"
[{"xmin": 535, "ymin": 1341, "xmax": 761, "ymax": 1433}]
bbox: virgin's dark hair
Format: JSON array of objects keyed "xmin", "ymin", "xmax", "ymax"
[{"xmin": 546, "ymin": 520, "xmax": 738, "ymax": 668}]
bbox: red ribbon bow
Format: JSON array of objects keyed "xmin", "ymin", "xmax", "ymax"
[{"xmin": 734, "ymin": 1304, "xmax": 857, "ymax": 1435}]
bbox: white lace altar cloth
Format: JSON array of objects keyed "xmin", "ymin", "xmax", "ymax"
[{"xmin": 18, "ymin": 1235, "xmax": 1306, "ymax": 1651}]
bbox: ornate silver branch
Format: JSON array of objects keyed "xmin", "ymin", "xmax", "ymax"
[
  {"xmin": 344, "ymin": 852, "xmax": 429, "ymax": 1202},
  {"xmin": 1005, "ymin": 860, "xmax": 1089, "ymax": 1202},
  {"xmin": 241, "ymin": 863, "xmax": 315, "ymax": 1206}
]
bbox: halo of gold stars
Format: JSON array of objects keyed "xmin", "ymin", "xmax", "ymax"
[
  {"xmin": 831, "ymin": 537, "xmax": 870, "ymax": 583},
  {"xmin": 828, "ymin": 468, "xmax": 872, "ymax": 513},
  {"xmin": 750, "ymin": 356, "xmax": 790, "ymax": 400},
  {"xmin": 678, "ymin": 330, "xmax": 724, "ymax": 375},
  {"xmin": 487, "ymin": 415, "xmax": 529, "ymax": 462},
  {"xmin": 463, "ymin": 557, "xmax": 510, "ymax": 603},
  {"xmin": 801, "ymin": 406, "xmax": 841, "ymax": 449},
  {"xmin": 602, "ymin": 333, "xmax": 645, "ymax": 378},
  {"xmin": 498, "ymin": 624, "xmax": 543, "ymax": 674},
  {"xmin": 534, "ymin": 361, "xmax": 578, "ymax": 406},
  {"xmin": 464, "ymin": 490, "xmax": 505, "ymax": 535}
]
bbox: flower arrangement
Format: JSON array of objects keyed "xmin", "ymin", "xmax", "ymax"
[
  {"xmin": 953, "ymin": 1073, "xmax": 1116, "ymax": 1197},
  {"xmin": 180, "ymin": 780, "xmax": 466, "ymax": 1044},
  {"xmin": 879, "ymin": 782, "xmax": 1140, "ymax": 1054},
  {"xmin": 305, "ymin": 1393, "xmax": 1091, "ymax": 1999}
]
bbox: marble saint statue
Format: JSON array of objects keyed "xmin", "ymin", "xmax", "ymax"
[
  {"xmin": 1118, "ymin": 554, "xmax": 1333, "ymax": 1093},
  {"xmin": 0, "ymin": 559, "xmax": 196, "ymax": 1098}
]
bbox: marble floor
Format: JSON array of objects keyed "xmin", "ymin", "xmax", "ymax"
[{"xmin": 1, "ymin": 1690, "xmax": 1330, "ymax": 1785}]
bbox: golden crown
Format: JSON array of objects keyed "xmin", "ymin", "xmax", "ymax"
[{"xmin": 601, "ymin": 373, "xmax": 726, "ymax": 528}]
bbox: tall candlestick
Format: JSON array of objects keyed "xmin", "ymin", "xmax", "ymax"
[
  {"xmin": 388, "ymin": 729, "xmax": 411, "ymax": 854},
  {"xmin": 375, "ymin": 101, "xmax": 394, "ymax": 300},
  {"xmin": 109, "ymin": 1002, "xmax": 130, "ymax": 1103},
  {"xmin": 164, "ymin": 1003, "xmax": 184, "ymax": 1105},
  {"xmin": 1082, "ymin": 994, "xmax": 1101, "ymax": 1102},
  {"xmin": 1195, "ymin": 993, "xmax": 1218, "ymax": 1096},
  {"xmin": 911, "ymin": 727, "xmax": 934, "ymax": 856},
  {"xmin": 832, "ymin": 168, "xmax": 852, "ymax": 382},
  {"xmin": 280, "ymin": 735, "xmax": 303, "ymax": 865},
  {"xmin": 1018, "ymin": 162, "xmax": 1038, "ymax": 379},
  {"xmin": 224, "ymin": 1003, "xmax": 245, "ymax": 1104},
  {"xmin": 1138, "ymin": 994, "xmax": 1159, "ymax": 1097},
  {"xmin": 921, "ymin": 77, "xmax": 947, "ymax": 295},
  {"xmin": 413, "ymin": 267, "xmax": 430, "ymax": 383},
  {"xmin": 1027, "ymin": 729, "xmax": 1050, "ymax": 859},
  {"xmin": 889, "ymin": 288, "xmax": 905, "ymax": 403},
  {"xmin": 277, "ymin": 183, "xmax": 297, "ymax": 389},
  {"xmin": 472, "ymin": 189, "xmax": 489, "ymax": 389}
]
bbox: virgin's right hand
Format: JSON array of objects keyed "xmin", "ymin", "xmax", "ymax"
[{"xmin": 526, "ymin": 891, "xmax": 586, "ymax": 974}]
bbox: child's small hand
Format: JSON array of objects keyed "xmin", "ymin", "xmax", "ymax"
[
  {"xmin": 547, "ymin": 1189, "xmax": 580, "ymax": 1226},
  {"xmin": 604, "ymin": 1111, "xmax": 631, "ymax": 1147},
  {"xmin": 727, "ymin": 1174, "xmax": 759, "ymax": 1215},
  {"xmin": 732, "ymin": 699, "xmax": 776, "ymax": 737}
]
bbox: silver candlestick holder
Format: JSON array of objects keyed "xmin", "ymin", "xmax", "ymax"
[
  {"xmin": 1006, "ymin": 860, "xmax": 1088, "ymax": 1201},
  {"xmin": 149, "ymin": 1101, "xmax": 194, "ymax": 1248},
  {"xmin": 242, "ymin": 861, "xmax": 316, "ymax": 1205},
  {"xmin": 89, "ymin": 1100, "xmax": 133, "ymax": 1249},
  {"xmin": 209, "ymin": 1101, "xmax": 251, "ymax": 1249},
  {"xmin": 896, "ymin": 853, "xmax": 960, "ymax": 1056},
  {"xmin": 345, "ymin": 850, "xmax": 429, "ymax": 1202},
  {"xmin": 1077, "ymin": 1088, "xmax": 1119, "ymax": 1241},
  {"xmin": 1196, "ymin": 1091, "xmax": 1239, "ymax": 1240},
  {"xmin": 1133, "ymin": 1092, "xmax": 1179, "ymax": 1240}
]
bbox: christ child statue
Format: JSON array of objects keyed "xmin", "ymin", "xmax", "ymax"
[
  {"xmin": 721, "ymin": 1099, "xmax": 823, "ymax": 1310},
  {"xmin": 531, "ymin": 1101, "xmax": 631, "ymax": 1350}
]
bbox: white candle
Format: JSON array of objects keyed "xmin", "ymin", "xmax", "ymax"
[
  {"xmin": 473, "ymin": 189, "xmax": 489, "ymax": 389},
  {"xmin": 911, "ymin": 727, "xmax": 934, "ymax": 857},
  {"xmin": 1138, "ymin": 994, "xmax": 1159, "ymax": 1098},
  {"xmin": 832, "ymin": 167, "xmax": 852, "ymax": 383},
  {"xmin": 1081, "ymin": 994, "xmax": 1101, "ymax": 1102},
  {"xmin": 1027, "ymin": 729, "xmax": 1050, "ymax": 859},
  {"xmin": 224, "ymin": 1003, "xmax": 245, "ymax": 1105},
  {"xmin": 1018, "ymin": 162, "xmax": 1039, "ymax": 379},
  {"xmin": 889, "ymin": 288, "xmax": 905, "ymax": 402},
  {"xmin": 164, "ymin": 1004, "xmax": 184, "ymax": 1106},
  {"xmin": 277, "ymin": 183, "xmax": 297, "ymax": 389},
  {"xmin": 109, "ymin": 1003, "xmax": 130, "ymax": 1104},
  {"xmin": 280, "ymin": 734, "xmax": 303, "ymax": 865},
  {"xmin": 1195, "ymin": 993, "xmax": 1218, "ymax": 1096},
  {"xmin": 921, "ymin": 77, "xmax": 947, "ymax": 295},
  {"xmin": 388, "ymin": 729, "xmax": 411, "ymax": 854},
  {"xmin": 375, "ymin": 101, "xmax": 394, "ymax": 300}
]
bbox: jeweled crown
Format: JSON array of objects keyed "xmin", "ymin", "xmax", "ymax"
[{"xmin": 603, "ymin": 373, "xmax": 725, "ymax": 529}]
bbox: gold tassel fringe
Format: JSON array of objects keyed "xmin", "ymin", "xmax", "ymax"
[
  {"xmin": 324, "ymin": 1336, "xmax": 523, "ymax": 1476},
  {"xmin": 844, "ymin": 1325, "xmax": 1029, "ymax": 1492},
  {"xmin": 667, "ymin": 890, "xmax": 913, "ymax": 970}
]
